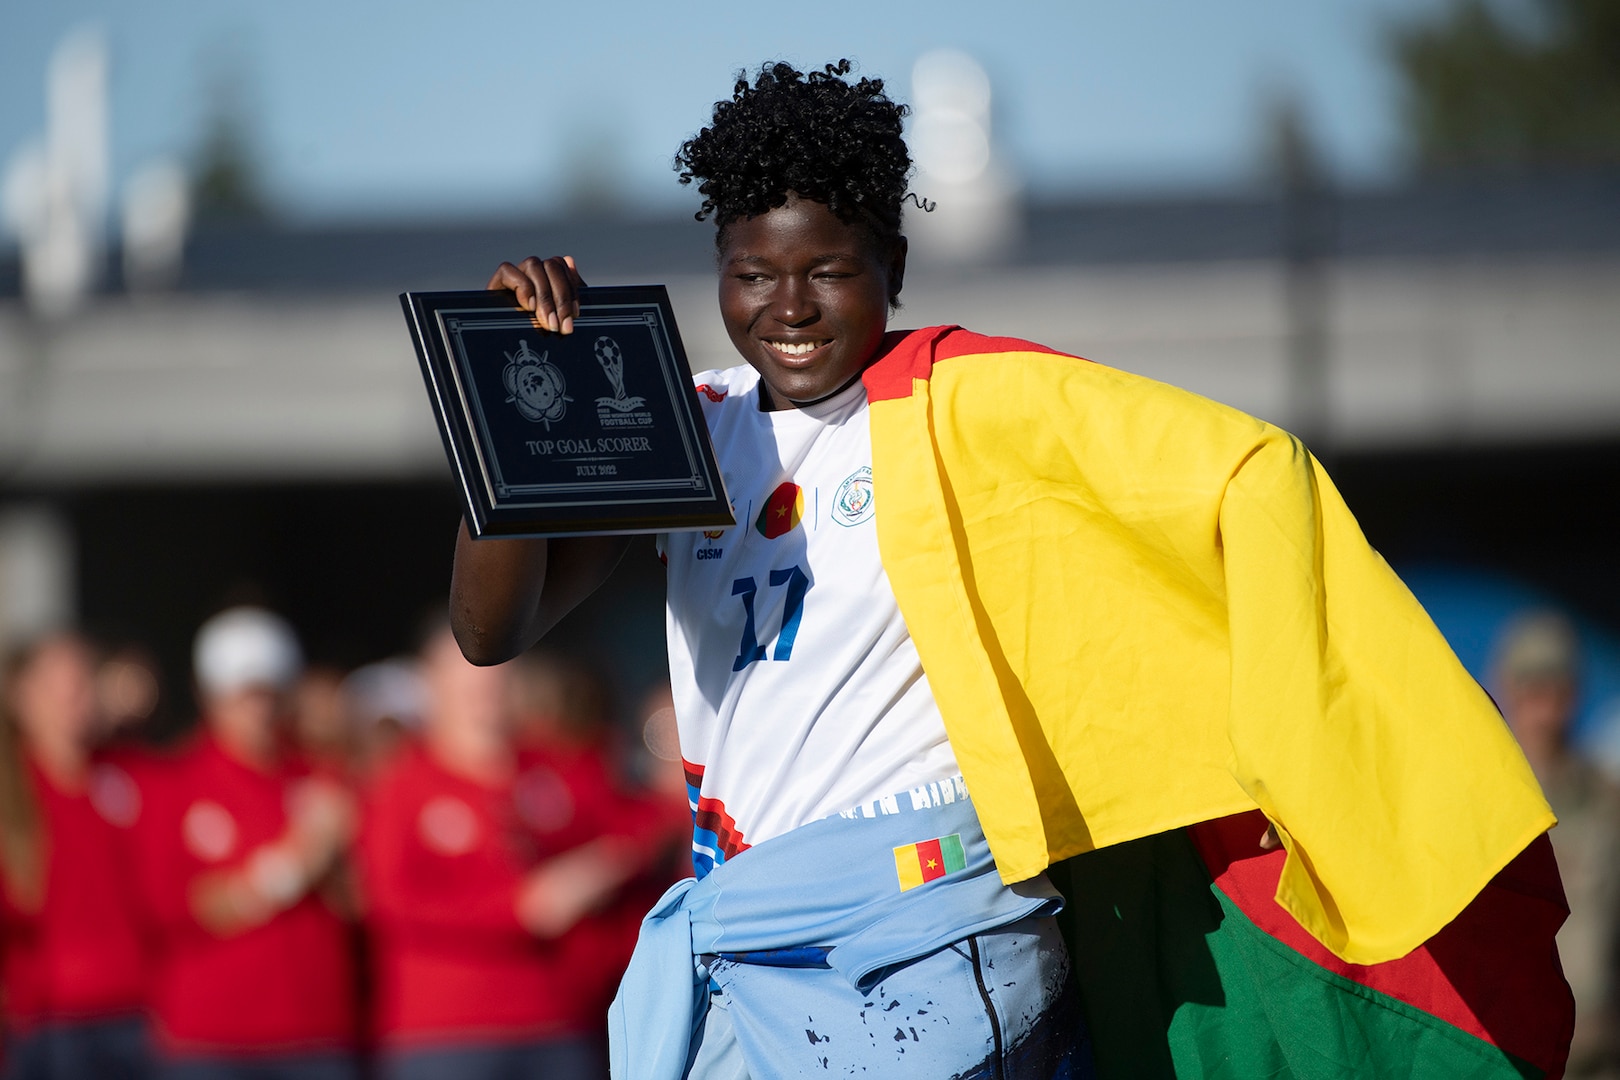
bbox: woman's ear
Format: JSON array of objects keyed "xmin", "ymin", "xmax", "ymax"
[{"xmin": 887, "ymin": 235, "xmax": 909, "ymax": 307}]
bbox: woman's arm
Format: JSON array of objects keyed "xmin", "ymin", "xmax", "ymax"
[
  {"xmin": 448, "ymin": 255, "xmax": 633, "ymax": 665},
  {"xmin": 450, "ymin": 526, "xmax": 630, "ymax": 665}
]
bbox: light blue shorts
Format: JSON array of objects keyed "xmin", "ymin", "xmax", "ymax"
[{"xmin": 684, "ymin": 913, "xmax": 1090, "ymax": 1079}]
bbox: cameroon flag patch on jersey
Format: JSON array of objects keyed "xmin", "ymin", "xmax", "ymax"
[
  {"xmin": 894, "ymin": 833, "xmax": 967, "ymax": 891},
  {"xmin": 755, "ymin": 481, "xmax": 804, "ymax": 539}
]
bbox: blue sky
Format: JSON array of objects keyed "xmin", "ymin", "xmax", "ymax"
[{"xmin": 2, "ymin": 0, "xmax": 1450, "ymax": 223}]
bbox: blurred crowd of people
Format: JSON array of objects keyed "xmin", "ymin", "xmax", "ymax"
[
  {"xmin": 0, "ymin": 607, "xmax": 689, "ymax": 1080},
  {"xmin": 5, "ymin": 595, "xmax": 1620, "ymax": 1079}
]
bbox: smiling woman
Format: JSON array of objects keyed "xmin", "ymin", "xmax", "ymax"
[
  {"xmin": 674, "ymin": 60, "xmax": 916, "ymax": 411},
  {"xmin": 449, "ymin": 56, "xmax": 1571, "ymax": 1080},
  {"xmin": 456, "ymin": 60, "xmax": 1088, "ymax": 1080},
  {"xmin": 714, "ymin": 195, "xmax": 902, "ymax": 410}
]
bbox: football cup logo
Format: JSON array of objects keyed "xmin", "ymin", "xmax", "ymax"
[
  {"xmin": 502, "ymin": 340, "xmax": 570, "ymax": 428},
  {"xmin": 593, "ymin": 336, "xmax": 646, "ymax": 412}
]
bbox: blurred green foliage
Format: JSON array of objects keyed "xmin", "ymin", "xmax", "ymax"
[
  {"xmin": 191, "ymin": 41, "xmax": 270, "ymax": 222},
  {"xmin": 1392, "ymin": 0, "xmax": 1620, "ymax": 171},
  {"xmin": 194, "ymin": 112, "xmax": 268, "ymax": 222}
]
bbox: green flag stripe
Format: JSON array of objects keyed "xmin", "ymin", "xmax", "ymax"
[
  {"xmin": 1189, "ymin": 888, "xmax": 1541, "ymax": 1079},
  {"xmin": 1050, "ymin": 828, "xmax": 1545, "ymax": 1080},
  {"xmin": 939, "ymin": 833, "xmax": 967, "ymax": 873}
]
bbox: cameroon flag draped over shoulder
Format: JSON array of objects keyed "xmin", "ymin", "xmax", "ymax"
[{"xmin": 860, "ymin": 326, "xmax": 1572, "ymax": 1076}]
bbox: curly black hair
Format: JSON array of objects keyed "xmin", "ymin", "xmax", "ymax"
[{"xmin": 674, "ymin": 60, "xmax": 914, "ymax": 254}]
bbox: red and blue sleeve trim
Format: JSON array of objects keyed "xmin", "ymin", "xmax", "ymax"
[{"xmin": 682, "ymin": 758, "xmax": 749, "ymax": 879}]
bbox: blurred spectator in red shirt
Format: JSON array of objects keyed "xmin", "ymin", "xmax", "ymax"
[
  {"xmin": 1495, "ymin": 611, "xmax": 1620, "ymax": 1078},
  {"xmin": 94, "ymin": 644, "xmax": 165, "ymax": 749},
  {"xmin": 291, "ymin": 667, "xmax": 353, "ymax": 778},
  {"xmin": 134, "ymin": 608, "xmax": 360, "ymax": 1080},
  {"xmin": 505, "ymin": 657, "xmax": 690, "ymax": 1028},
  {"xmin": 361, "ymin": 630, "xmax": 657, "ymax": 1080},
  {"xmin": 0, "ymin": 631, "xmax": 152, "ymax": 1080}
]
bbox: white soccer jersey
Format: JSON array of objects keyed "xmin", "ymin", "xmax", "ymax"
[{"xmin": 658, "ymin": 365, "xmax": 960, "ymax": 877}]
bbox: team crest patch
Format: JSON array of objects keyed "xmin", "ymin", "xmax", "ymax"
[
  {"xmin": 697, "ymin": 501, "xmax": 730, "ymax": 558},
  {"xmin": 502, "ymin": 340, "xmax": 570, "ymax": 428},
  {"xmin": 697, "ymin": 526, "xmax": 726, "ymax": 559},
  {"xmin": 831, "ymin": 467, "xmax": 874, "ymax": 526}
]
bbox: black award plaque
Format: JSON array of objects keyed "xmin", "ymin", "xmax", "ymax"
[{"xmin": 402, "ymin": 286, "xmax": 734, "ymax": 538}]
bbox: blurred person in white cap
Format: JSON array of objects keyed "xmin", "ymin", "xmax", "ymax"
[
  {"xmin": 131, "ymin": 607, "xmax": 361, "ymax": 1080},
  {"xmin": 340, "ymin": 658, "xmax": 426, "ymax": 782},
  {"xmin": 1494, "ymin": 611, "xmax": 1620, "ymax": 1078}
]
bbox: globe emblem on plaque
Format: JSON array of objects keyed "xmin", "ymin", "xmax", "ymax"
[{"xmin": 502, "ymin": 340, "xmax": 570, "ymax": 428}]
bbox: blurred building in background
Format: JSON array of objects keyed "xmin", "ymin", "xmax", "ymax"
[
  {"xmin": 1, "ymin": 10, "xmax": 1618, "ymax": 737},
  {"xmin": 3, "ymin": 164, "xmax": 1616, "ymax": 721}
]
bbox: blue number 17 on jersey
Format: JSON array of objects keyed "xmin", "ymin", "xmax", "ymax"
[{"xmin": 731, "ymin": 565, "xmax": 809, "ymax": 671}]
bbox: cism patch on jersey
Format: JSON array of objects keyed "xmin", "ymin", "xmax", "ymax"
[
  {"xmin": 697, "ymin": 522, "xmax": 726, "ymax": 560},
  {"xmin": 699, "ymin": 499, "xmax": 736, "ymax": 551},
  {"xmin": 831, "ymin": 467, "xmax": 875, "ymax": 527},
  {"xmin": 755, "ymin": 481, "xmax": 804, "ymax": 539},
  {"xmin": 419, "ymin": 796, "xmax": 481, "ymax": 856},
  {"xmin": 893, "ymin": 833, "xmax": 967, "ymax": 892},
  {"xmin": 183, "ymin": 800, "xmax": 238, "ymax": 863}
]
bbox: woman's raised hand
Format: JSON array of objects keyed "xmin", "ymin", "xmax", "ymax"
[{"xmin": 486, "ymin": 255, "xmax": 587, "ymax": 335}]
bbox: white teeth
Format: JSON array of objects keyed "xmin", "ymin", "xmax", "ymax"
[{"xmin": 767, "ymin": 341, "xmax": 825, "ymax": 357}]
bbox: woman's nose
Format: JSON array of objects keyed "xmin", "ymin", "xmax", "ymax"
[{"xmin": 768, "ymin": 276, "xmax": 818, "ymax": 326}]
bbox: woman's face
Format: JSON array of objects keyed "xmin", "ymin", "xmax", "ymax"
[
  {"xmin": 11, "ymin": 636, "xmax": 99, "ymax": 752},
  {"xmin": 718, "ymin": 195, "xmax": 905, "ymax": 411},
  {"xmin": 423, "ymin": 629, "xmax": 510, "ymax": 745}
]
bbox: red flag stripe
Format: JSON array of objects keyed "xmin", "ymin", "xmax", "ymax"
[
  {"xmin": 862, "ymin": 326, "xmax": 1072, "ymax": 403},
  {"xmin": 916, "ymin": 837, "xmax": 947, "ymax": 883}
]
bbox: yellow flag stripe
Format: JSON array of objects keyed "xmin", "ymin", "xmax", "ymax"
[
  {"xmin": 893, "ymin": 843, "xmax": 925, "ymax": 892},
  {"xmin": 870, "ymin": 344, "xmax": 1554, "ymax": 964}
]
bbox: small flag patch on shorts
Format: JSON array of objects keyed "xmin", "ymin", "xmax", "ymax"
[{"xmin": 893, "ymin": 833, "xmax": 967, "ymax": 891}]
